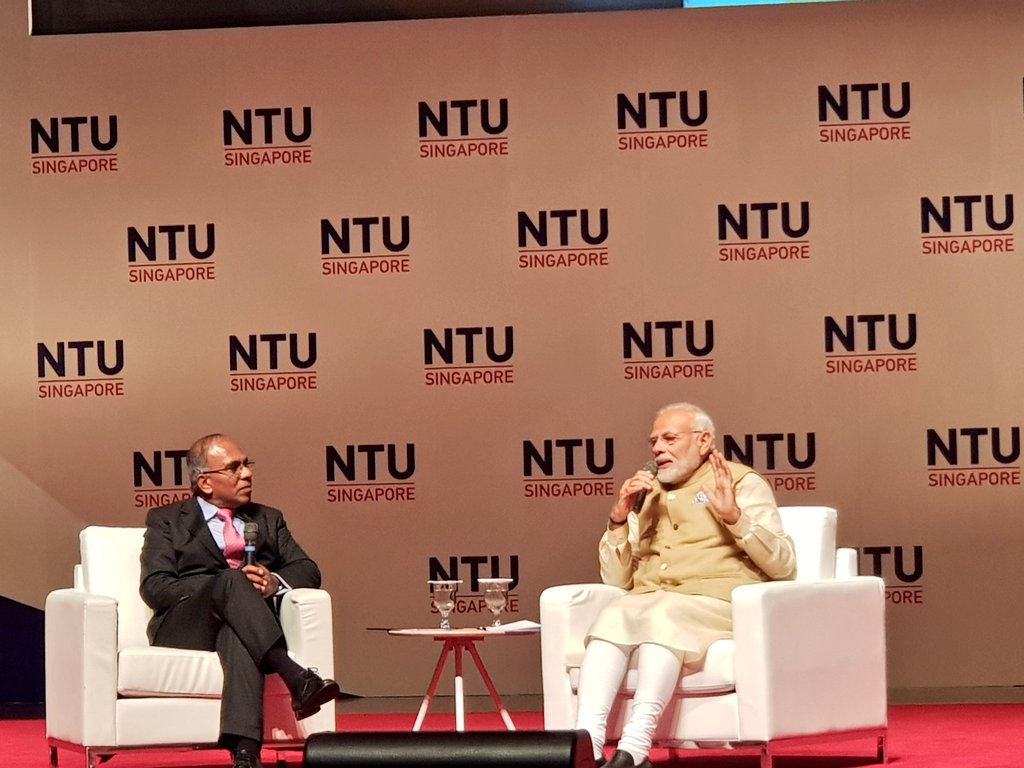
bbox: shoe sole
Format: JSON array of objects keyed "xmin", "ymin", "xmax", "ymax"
[{"xmin": 293, "ymin": 680, "xmax": 340, "ymax": 720}]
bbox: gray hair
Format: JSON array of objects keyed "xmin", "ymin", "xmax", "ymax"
[
  {"xmin": 655, "ymin": 402, "xmax": 715, "ymax": 435},
  {"xmin": 186, "ymin": 433, "xmax": 227, "ymax": 491}
]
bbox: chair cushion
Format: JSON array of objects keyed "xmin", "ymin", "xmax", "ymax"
[
  {"xmin": 118, "ymin": 646, "xmax": 223, "ymax": 698},
  {"xmin": 118, "ymin": 645, "xmax": 295, "ymax": 699},
  {"xmin": 567, "ymin": 639, "xmax": 735, "ymax": 696},
  {"xmin": 778, "ymin": 506, "xmax": 837, "ymax": 580}
]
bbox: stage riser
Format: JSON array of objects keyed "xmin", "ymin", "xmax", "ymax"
[{"xmin": 304, "ymin": 730, "xmax": 596, "ymax": 768}]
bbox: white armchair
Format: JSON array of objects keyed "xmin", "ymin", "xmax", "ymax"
[
  {"xmin": 46, "ymin": 526, "xmax": 337, "ymax": 768},
  {"xmin": 539, "ymin": 506, "xmax": 887, "ymax": 768}
]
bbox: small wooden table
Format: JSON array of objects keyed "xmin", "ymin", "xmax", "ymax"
[{"xmin": 387, "ymin": 626, "xmax": 539, "ymax": 732}]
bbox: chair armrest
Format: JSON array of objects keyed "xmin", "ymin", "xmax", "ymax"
[
  {"xmin": 539, "ymin": 583, "xmax": 624, "ymax": 729},
  {"xmin": 731, "ymin": 576, "xmax": 887, "ymax": 742},
  {"xmin": 45, "ymin": 588, "xmax": 119, "ymax": 747},
  {"xmin": 280, "ymin": 588, "xmax": 334, "ymax": 675},
  {"xmin": 279, "ymin": 588, "xmax": 336, "ymax": 735}
]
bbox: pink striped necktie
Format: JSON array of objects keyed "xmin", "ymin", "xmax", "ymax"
[{"xmin": 216, "ymin": 508, "xmax": 245, "ymax": 568}]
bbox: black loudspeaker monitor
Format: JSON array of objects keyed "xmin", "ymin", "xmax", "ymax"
[{"xmin": 304, "ymin": 729, "xmax": 597, "ymax": 768}]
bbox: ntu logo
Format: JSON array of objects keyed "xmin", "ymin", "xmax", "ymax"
[
  {"xmin": 37, "ymin": 339, "xmax": 126, "ymax": 399},
  {"xmin": 621, "ymin": 320, "xmax": 714, "ymax": 381},
  {"xmin": 823, "ymin": 313, "xmax": 918, "ymax": 374},
  {"xmin": 818, "ymin": 81, "xmax": 912, "ymax": 143},
  {"xmin": 723, "ymin": 432, "xmax": 816, "ymax": 492},
  {"xmin": 320, "ymin": 215, "xmax": 412, "ymax": 277},
  {"xmin": 428, "ymin": 555, "xmax": 522, "ymax": 618},
  {"xmin": 920, "ymin": 194, "xmax": 1014, "ymax": 256},
  {"xmin": 926, "ymin": 426, "xmax": 1020, "ymax": 488},
  {"xmin": 522, "ymin": 437, "xmax": 615, "ymax": 499},
  {"xmin": 223, "ymin": 107, "xmax": 313, "ymax": 167},
  {"xmin": 860, "ymin": 545, "xmax": 924, "ymax": 605},
  {"xmin": 30, "ymin": 115, "xmax": 119, "ymax": 175},
  {"xmin": 717, "ymin": 202, "xmax": 811, "ymax": 263},
  {"xmin": 132, "ymin": 449, "xmax": 192, "ymax": 509},
  {"xmin": 418, "ymin": 98, "xmax": 509, "ymax": 159},
  {"xmin": 517, "ymin": 208, "xmax": 610, "ymax": 270},
  {"xmin": 127, "ymin": 223, "xmax": 216, "ymax": 283},
  {"xmin": 325, "ymin": 443, "xmax": 416, "ymax": 503},
  {"xmin": 423, "ymin": 326, "xmax": 515, "ymax": 386},
  {"xmin": 616, "ymin": 90, "xmax": 709, "ymax": 151},
  {"xmin": 228, "ymin": 332, "xmax": 318, "ymax": 392}
]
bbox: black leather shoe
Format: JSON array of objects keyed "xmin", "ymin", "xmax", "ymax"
[
  {"xmin": 232, "ymin": 748, "xmax": 263, "ymax": 768},
  {"xmin": 606, "ymin": 750, "xmax": 653, "ymax": 768},
  {"xmin": 291, "ymin": 668, "xmax": 340, "ymax": 720}
]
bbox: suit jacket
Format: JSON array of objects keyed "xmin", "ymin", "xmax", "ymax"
[{"xmin": 140, "ymin": 498, "xmax": 321, "ymax": 643}]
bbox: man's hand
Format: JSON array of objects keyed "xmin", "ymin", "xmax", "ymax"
[
  {"xmin": 610, "ymin": 468, "xmax": 658, "ymax": 524},
  {"xmin": 241, "ymin": 563, "xmax": 279, "ymax": 597},
  {"xmin": 701, "ymin": 450, "xmax": 741, "ymax": 525}
]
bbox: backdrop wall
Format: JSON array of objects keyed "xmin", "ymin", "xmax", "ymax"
[{"xmin": 1, "ymin": 0, "xmax": 1020, "ymax": 699}]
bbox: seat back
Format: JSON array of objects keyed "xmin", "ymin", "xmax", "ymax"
[
  {"xmin": 80, "ymin": 526, "xmax": 152, "ymax": 651},
  {"xmin": 778, "ymin": 506, "xmax": 837, "ymax": 580}
]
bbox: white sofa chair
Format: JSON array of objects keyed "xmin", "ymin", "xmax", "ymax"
[
  {"xmin": 539, "ymin": 506, "xmax": 887, "ymax": 768},
  {"xmin": 46, "ymin": 526, "xmax": 337, "ymax": 768}
]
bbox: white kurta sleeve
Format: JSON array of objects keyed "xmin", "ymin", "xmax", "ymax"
[
  {"xmin": 723, "ymin": 472, "xmax": 797, "ymax": 580},
  {"xmin": 598, "ymin": 516, "xmax": 636, "ymax": 588}
]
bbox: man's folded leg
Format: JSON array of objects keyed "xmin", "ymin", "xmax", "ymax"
[
  {"xmin": 154, "ymin": 570, "xmax": 340, "ymax": 746},
  {"xmin": 213, "ymin": 570, "xmax": 340, "ymax": 722}
]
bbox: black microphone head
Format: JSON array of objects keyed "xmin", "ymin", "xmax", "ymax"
[
  {"xmin": 631, "ymin": 460, "xmax": 660, "ymax": 513},
  {"xmin": 243, "ymin": 521, "xmax": 258, "ymax": 545}
]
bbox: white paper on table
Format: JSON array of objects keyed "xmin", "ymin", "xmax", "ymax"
[{"xmin": 486, "ymin": 619, "xmax": 541, "ymax": 632}]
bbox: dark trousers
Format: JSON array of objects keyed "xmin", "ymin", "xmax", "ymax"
[{"xmin": 153, "ymin": 569, "xmax": 286, "ymax": 745}]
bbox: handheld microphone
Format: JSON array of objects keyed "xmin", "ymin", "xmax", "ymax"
[
  {"xmin": 630, "ymin": 460, "xmax": 659, "ymax": 513},
  {"xmin": 243, "ymin": 522, "xmax": 258, "ymax": 566}
]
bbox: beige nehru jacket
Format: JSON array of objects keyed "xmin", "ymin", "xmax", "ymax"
[{"xmin": 600, "ymin": 459, "xmax": 796, "ymax": 601}]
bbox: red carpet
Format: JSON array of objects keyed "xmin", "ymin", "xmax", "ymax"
[{"xmin": 7, "ymin": 704, "xmax": 1022, "ymax": 768}]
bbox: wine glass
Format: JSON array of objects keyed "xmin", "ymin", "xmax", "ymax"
[
  {"xmin": 478, "ymin": 578, "xmax": 512, "ymax": 628},
  {"xmin": 428, "ymin": 580, "xmax": 461, "ymax": 630}
]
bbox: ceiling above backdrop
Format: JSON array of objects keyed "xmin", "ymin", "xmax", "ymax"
[{"xmin": 29, "ymin": 0, "xmax": 688, "ymax": 35}]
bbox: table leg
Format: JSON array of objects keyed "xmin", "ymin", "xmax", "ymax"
[
  {"xmin": 465, "ymin": 639, "xmax": 516, "ymax": 730},
  {"xmin": 412, "ymin": 639, "xmax": 454, "ymax": 732},
  {"xmin": 454, "ymin": 640, "xmax": 466, "ymax": 732}
]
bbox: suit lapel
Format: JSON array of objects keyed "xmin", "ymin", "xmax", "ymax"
[{"xmin": 182, "ymin": 498, "xmax": 226, "ymax": 563}]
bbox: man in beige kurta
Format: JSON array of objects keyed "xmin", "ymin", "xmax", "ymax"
[{"xmin": 574, "ymin": 403, "xmax": 796, "ymax": 768}]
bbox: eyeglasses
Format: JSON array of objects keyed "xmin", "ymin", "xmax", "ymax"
[
  {"xmin": 647, "ymin": 430, "xmax": 702, "ymax": 448},
  {"xmin": 201, "ymin": 459, "xmax": 255, "ymax": 477}
]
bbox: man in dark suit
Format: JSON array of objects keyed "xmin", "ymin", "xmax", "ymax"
[{"xmin": 140, "ymin": 433, "xmax": 339, "ymax": 768}]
